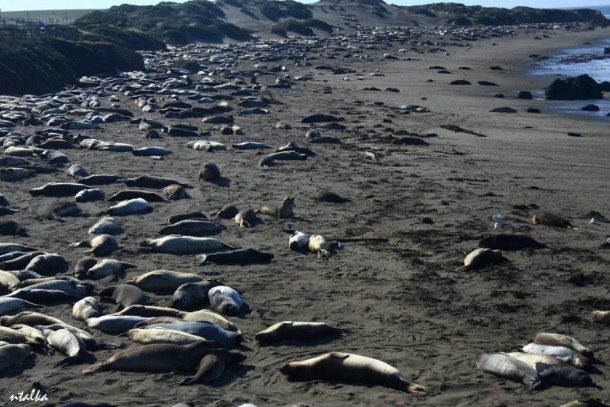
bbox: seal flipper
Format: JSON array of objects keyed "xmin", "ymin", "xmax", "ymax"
[{"xmin": 54, "ymin": 355, "xmax": 83, "ymax": 367}]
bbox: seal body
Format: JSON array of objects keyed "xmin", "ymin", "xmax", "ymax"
[
  {"xmin": 72, "ymin": 296, "xmax": 101, "ymax": 321},
  {"xmin": 197, "ymin": 248, "xmax": 274, "ymax": 265},
  {"xmin": 180, "ymin": 350, "xmax": 246, "ymax": 385},
  {"xmin": 235, "ymin": 209, "xmax": 257, "ymax": 228},
  {"xmin": 198, "ymin": 162, "xmax": 221, "ymax": 181},
  {"xmin": 108, "ymin": 189, "xmax": 166, "ymax": 202},
  {"xmin": 75, "ymin": 188, "xmax": 105, "ymax": 203},
  {"xmin": 255, "ymin": 321, "xmax": 342, "ymax": 344},
  {"xmin": 534, "ymin": 333, "xmax": 592, "ymax": 357},
  {"xmin": 309, "ymin": 234, "xmax": 331, "ymax": 258},
  {"xmin": 162, "ymin": 184, "xmax": 187, "ymax": 200},
  {"xmin": 280, "ymin": 352, "xmax": 427, "ymax": 394},
  {"xmin": 257, "ymin": 197, "xmax": 294, "ymax": 219},
  {"xmin": 457, "ymin": 248, "xmax": 505, "ymax": 271},
  {"xmin": 88, "ymin": 216, "xmax": 123, "ymax": 235},
  {"xmin": 523, "ymin": 343, "xmax": 589, "ymax": 368},
  {"xmin": 108, "ymin": 198, "xmax": 152, "ymax": 216},
  {"xmin": 86, "ymin": 315, "xmax": 149, "ymax": 335},
  {"xmin": 82, "ymin": 340, "xmax": 214, "ymax": 374},
  {"xmin": 124, "ymin": 174, "xmax": 190, "ymax": 189},
  {"xmin": 126, "ymin": 270, "xmax": 203, "ymax": 293},
  {"xmin": 506, "ymin": 352, "xmax": 591, "ymax": 387},
  {"xmin": 317, "ymin": 189, "xmax": 349, "ymax": 203},
  {"xmin": 141, "ymin": 236, "xmax": 232, "ymax": 255},
  {"xmin": 127, "ymin": 327, "xmax": 208, "ymax": 345},
  {"xmin": 170, "ymin": 280, "xmax": 219, "ymax": 310},
  {"xmin": 99, "ymin": 284, "xmax": 147, "ymax": 309},
  {"xmin": 289, "ymin": 231, "xmax": 309, "ymax": 250},
  {"xmin": 479, "ymin": 234, "xmax": 546, "ymax": 250},
  {"xmin": 532, "ymin": 211, "xmax": 572, "ymax": 228},
  {"xmin": 29, "ymin": 182, "xmax": 88, "ymax": 197},
  {"xmin": 71, "ymin": 234, "xmax": 119, "ymax": 257},
  {"xmin": 209, "ymin": 286, "xmax": 243, "ymax": 316},
  {"xmin": 0, "ymin": 343, "xmax": 31, "ymax": 372},
  {"xmin": 476, "ymin": 353, "xmax": 541, "ymax": 389},
  {"xmin": 160, "ymin": 220, "xmax": 223, "ymax": 236},
  {"xmin": 142, "ymin": 321, "xmax": 242, "ymax": 347}
]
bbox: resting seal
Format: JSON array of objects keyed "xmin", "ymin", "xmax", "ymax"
[
  {"xmin": 532, "ymin": 211, "xmax": 573, "ymax": 228},
  {"xmin": 257, "ymin": 197, "xmax": 294, "ymax": 219},
  {"xmin": 281, "ymin": 352, "xmax": 427, "ymax": 394},
  {"xmin": 255, "ymin": 321, "xmax": 343, "ymax": 345}
]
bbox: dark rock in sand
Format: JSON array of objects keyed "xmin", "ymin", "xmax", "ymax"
[
  {"xmin": 490, "ymin": 107, "xmax": 517, "ymax": 113},
  {"xmin": 478, "ymin": 81, "xmax": 499, "ymax": 86},
  {"xmin": 517, "ymin": 91, "xmax": 533, "ymax": 99},
  {"xmin": 450, "ymin": 80, "xmax": 471, "ymax": 85},
  {"xmin": 581, "ymin": 104, "xmax": 600, "ymax": 111},
  {"xmin": 301, "ymin": 114, "xmax": 344, "ymax": 123},
  {"xmin": 545, "ymin": 74, "xmax": 603, "ymax": 100}
]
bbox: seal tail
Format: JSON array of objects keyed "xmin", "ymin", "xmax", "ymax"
[
  {"xmin": 196, "ymin": 254, "xmax": 208, "ymax": 265},
  {"xmin": 82, "ymin": 362, "xmax": 108, "ymax": 375},
  {"xmin": 179, "ymin": 377, "xmax": 196, "ymax": 386},
  {"xmin": 405, "ymin": 381, "xmax": 428, "ymax": 395}
]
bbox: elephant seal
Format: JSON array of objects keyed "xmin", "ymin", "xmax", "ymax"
[
  {"xmin": 232, "ymin": 142, "xmax": 271, "ymax": 150},
  {"xmin": 0, "ymin": 220, "xmax": 28, "ymax": 236},
  {"xmin": 82, "ymin": 340, "xmax": 214, "ymax": 374},
  {"xmin": 86, "ymin": 259, "xmax": 137, "ymax": 280},
  {"xmin": 23, "ymin": 279, "xmax": 92, "ymax": 297},
  {"xmin": 506, "ymin": 352, "xmax": 591, "ymax": 387},
  {"xmin": 309, "ymin": 235, "xmax": 331, "ymax": 258},
  {"xmin": 276, "ymin": 141, "xmax": 316, "ymax": 157},
  {"xmin": 182, "ymin": 309, "xmax": 241, "ymax": 333},
  {"xmin": 88, "ymin": 216, "xmax": 123, "ymax": 235},
  {"xmin": 0, "ymin": 297, "xmax": 42, "ymax": 315},
  {"xmin": 163, "ymin": 184, "xmax": 188, "ymax": 200},
  {"xmin": 532, "ymin": 211, "xmax": 573, "ymax": 228},
  {"xmin": 126, "ymin": 270, "xmax": 203, "ymax": 293},
  {"xmin": 42, "ymin": 327, "xmax": 87, "ymax": 366},
  {"xmin": 73, "ymin": 256, "xmax": 98, "ymax": 278},
  {"xmin": 70, "ymin": 234, "xmax": 119, "ymax": 256},
  {"xmin": 127, "ymin": 327, "xmax": 210, "ymax": 345},
  {"xmin": 198, "ymin": 162, "xmax": 221, "ymax": 181},
  {"xmin": 160, "ymin": 220, "xmax": 224, "ymax": 236},
  {"xmin": 100, "ymin": 284, "xmax": 147, "ymax": 309},
  {"xmin": 280, "ymin": 352, "xmax": 427, "ymax": 395},
  {"xmin": 75, "ymin": 188, "xmax": 105, "ymax": 203},
  {"xmin": 5, "ymin": 288, "xmax": 75, "ymax": 303},
  {"xmin": 289, "ymin": 231, "xmax": 309, "ymax": 251},
  {"xmin": 86, "ymin": 315, "xmax": 150, "ymax": 335},
  {"xmin": 235, "ymin": 208, "xmax": 257, "ymax": 228},
  {"xmin": 170, "ymin": 280, "xmax": 219, "ymax": 310},
  {"xmin": 140, "ymin": 236, "xmax": 233, "ymax": 255},
  {"xmin": 0, "ymin": 311, "xmax": 65, "ymax": 327},
  {"xmin": 534, "ymin": 333, "xmax": 592, "ymax": 357},
  {"xmin": 180, "ymin": 350, "xmax": 246, "ymax": 385},
  {"xmin": 197, "ymin": 248, "xmax": 274, "ymax": 265},
  {"xmin": 208, "ymin": 286, "xmax": 242, "ymax": 316},
  {"xmin": 78, "ymin": 174, "xmax": 121, "ymax": 186},
  {"xmin": 0, "ymin": 325, "xmax": 41, "ymax": 346},
  {"xmin": 592, "ymin": 310, "xmax": 610, "ymax": 325},
  {"xmin": 478, "ymin": 234, "xmax": 546, "ymax": 250},
  {"xmin": 72, "ymin": 296, "xmax": 101, "ymax": 321},
  {"xmin": 0, "ymin": 251, "xmax": 44, "ymax": 270},
  {"xmin": 456, "ymin": 248, "xmax": 506, "ymax": 271},
  {"xmin": 0, "ymin": 343, "xmax": 31, "ymax": 372},
  {"xmin": 522, "ymin": 343, "xmax": 589, "ymax": 369},
  {"xmin": 0, "ymin": 167, "xmax": 31, "ymax": 182},
  {"xmin": 0, "ymin": 243, "xmax": 36, "ymax": 255},
  {"xmin": 168, "ymin": 212, "xmax": 208, "ymax": 224},
  {"xmin": 140, "ymin": 321, "xmax": 242, "ymax": 347},
  {"xmin": 107, "ymin": 198, "xmax": 152, "ymax": 216},
  {"xmin": 115, "ymin": 305, "xmax": 186, "ymax": 318},
  {"xmin": 215, "ymin": 204, "xmax": 239, "ymax": 220},
  {"xmin": 25, "ymin": 253, "xmax": 69, "ymax": 274},
  {"xmin": 316, "ymin": 189, "xmax": 349, "ymax": 203},
  {"xmin": 132, "ymin": 146, "xmax": 172, "ymax": 157},
  {"xmin": 125, "ymin": 174, "xmax": 191, "ymax": 189},
  {"xmin": 29, "ymin": 182, "xmax": 88, "ymax": 197},
  {"xmin": 107, "ymin": 189, "xmax": 166, "ymax": 202},
  {"xmin": 476, "ymin": 353, "xmax": 541, "ymax": 389},
  {"xmin": 255, "ymin": 321, "xmax": 343, "ymax": 345},
  {"xmin": 257, "ymin": 197, "xmax": 294, "ymax": 219}
]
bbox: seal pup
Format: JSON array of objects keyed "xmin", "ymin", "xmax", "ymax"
[
  {"xmin": 78, "ymin": 174, "xmax": 121, "ymax": 186},
  {"xmin": 532, "ymin": 211, "xmax": 573, "ymax": 228},
  {"xmin": 70, "ymin": 234, "xmax": 119, "ymax": 257},
  {"xmin": 280, "ymin": 352, "xmax": 427, "ymax": 395},
  {"xmin": 0, "ymin": 220, "xmax": 28, "ymax": 236},
  {"xmin": 107, "ymin": 198, "xmax": 152, "ymax": 216},
  {"xmin": 506, "ymin": 352, "xmax": 592, "ymax": 387},
  {"xmin": 160, "ymin": 220, "xmax": 224, "ymax": 236},
  {"xmin": 0, "ymin": 167, "xmax": 31, "ymax": 182},
  {"xmin": 163, "ymin": 184, "xmax": 188, "ymax": 200},
  {"xmin": 0, "ymin": 343, "xmax": 31, "ymax": 372},
  {"xmin": 235, "ymin": 208, "xmax": 257, "ymax": 228},
  {"xmin": 534, "ymin": 333, "xmax": 592, "ymax": 357},
  {"xmin": 289, "ymin": 231, "xmax": 309, "ymax": 251},
  {"xmin": 82, "ymin": 340, "xmax": 214, "ymax": 375},
  {"xmin": 197, "ymin": 248, "xmax": 274, "ymax": 265},
  {"xmin": 309, "ymin": 234, "xmax": 331, "ymax": 258},
  {"xmin": 316, "ymin": 189, "xmax": 349, "ymax": 203},
  {"xmin": 43, "ymin": 201, "xmax": 82, "ymax": 221},
  {"xmin": 100, "ymin": 284, "xmax": 148, "ymax": 310},
  {"xmin": 522, "ymin": 343, "xmax": 589, "ymax": 369},
  {"xmin": 126, "ymin": 270, "xmax": 203, "ymax": 293},
  {"xmin": 75, "ymin": 188, "xmax": 105, "ymax": 203},
  {"xmin": 140, "ymin": 236, "xmax": 233, "ymax": 255},
  {"xmin": 29, "ymin": 182, "xmax": 88, "ymax": 197},
  {"xmin": 208, "ymin": 286, "xmax": 243, "ymax": 316},
  {"xmin": 198, "ymin": 162, "xmax": 221, "ymax": 181},
  {"xmin": 257, "ymin": 197, "xmax": 294, "ymax": 219},
  {"xmin": 124, "ymin": 174, "xmax": 191, "ymax": 189},
  {"xmin": 478, "ymin": 234, "xmax": 546, "ymax": 250},
  {"xmin": 85, "ymin": 259, "xmax": 137, "ymax": 280},
  {"xmin": 107, "ymin": 189, "xmax": 166, "ymax": 202},
  {"xmin": 456, "ymin": 248, "xmax": 506, "ymax": 271},
  {"xmin": 25, "ymin": 253, "xmax": 69, "ymax": 275},
  {"xmin": 180, "ymin": 350, "xmax": 246, "ymax": 385},
  {"xmin": 476, "ymin": 353, "xmax": 541, "ymax": 389},
  {"xmin": 170, "ymin": 280, "xmax": 219, "ymax": 310},
  {"xmin": 255, "ymin": 321, "xmax": 343, "ymax": 345},
  {"xmin": 72, "ymin": 296, "xmax": 101, "ymax": 321},
  {"xmin": 215, "ymin": 204, "xmax": 239, "ymax": 220},
  {"xmin": 88, "ymin": 216, "xmax": 123, "ymax": 235},
  {"xmin": 126, "ymin": 327, "xmax": 209, "ymax": 345}
]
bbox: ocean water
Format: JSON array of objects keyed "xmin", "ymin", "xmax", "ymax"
[{"xmin": 528, "ymin": 5, "xmax": 610, "ymax": 118}]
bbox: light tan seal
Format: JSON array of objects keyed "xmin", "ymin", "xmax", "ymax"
[
  {"xmin": 257, "ymin": 197, "xmax": 294, "ymax": 219},
  {"xmin": 532, "ymin": 211, "xmax": 573, "ymax": 228},
  {"xmin": 280, "ymin": 352, "xmax": 427, "ymax": 394}
]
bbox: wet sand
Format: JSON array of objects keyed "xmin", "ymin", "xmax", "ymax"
[{"xmin": 1, "ymin": 25, "xmax": 610, "ymax": 407}]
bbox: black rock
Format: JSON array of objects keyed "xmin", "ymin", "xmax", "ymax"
[
  {"xmin": 545, "ymin": 74, "xmax": 603, "ymax": 100},
  {"xmin": 517, "ymin": 90, "xmax": 533, "ymax": 99}
]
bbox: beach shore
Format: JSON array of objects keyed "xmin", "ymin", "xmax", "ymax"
[{"xmin": 1, "ymin": 24, "xmax": 610, "ymax": 407}]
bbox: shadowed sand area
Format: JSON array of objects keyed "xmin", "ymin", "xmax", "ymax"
[{"xmin": 0, "ymin": 24, "xmax": 609, "ymax": 407}]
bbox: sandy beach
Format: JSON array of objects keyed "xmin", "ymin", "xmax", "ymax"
[{"xmin": 1, "ymin": 23, "xmax": 610, "ymax": 407}]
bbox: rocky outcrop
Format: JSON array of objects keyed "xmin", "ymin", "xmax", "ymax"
[{"xmin": 545, "ymin": 74, "xmax": 604, "ymax": 100}]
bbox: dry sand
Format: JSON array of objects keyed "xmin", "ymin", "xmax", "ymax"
[{"xmin": 1, "ymin": 25, "xmax": 610, "ymax": 407}]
